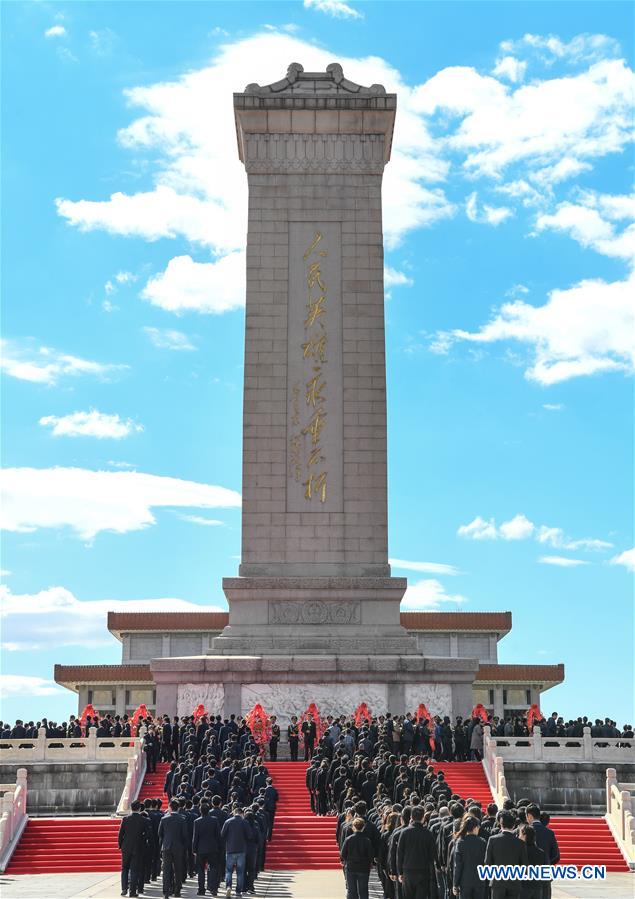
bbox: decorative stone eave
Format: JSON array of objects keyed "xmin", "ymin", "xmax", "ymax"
[{"xmin": 234, "ymin": 62, "xmax": 397, "ymax": 166}]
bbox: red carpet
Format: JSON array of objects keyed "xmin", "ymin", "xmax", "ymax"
[
  {"xmin": 432, "ymin": 760, "xmax": 494, "ymax": 807},
  {"xmin": 550, "ymin": 817, "xmax": 630, "ymax": 872},
  {"xmin": 5, "ymin": 760, "xmax": 630, "ymax": 874},
  {"xmin": 137, "ymin": 761, "xmax": 171, "ymax": 806},
  {"xmin": 266, "ymin": 761, "xmax": 340, "ymax": 869},
  {"xmin": 6, "ymin": 818, "xmax": 121, "ymax": 873}
]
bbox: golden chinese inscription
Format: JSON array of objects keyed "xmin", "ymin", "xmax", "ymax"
[{"xmin": 287, "ymin": 229, "xmax": 331, "ymax": 504}]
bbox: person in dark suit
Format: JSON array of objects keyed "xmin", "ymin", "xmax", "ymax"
[
  {"xmin": 526, "ymin": 805, "xmax": 559, "ymax": 898},
  {"xmin": 519, "ymin": 825, "xmax": 548, "ymax": 899},
  {"xmin": 453, "ymin": 815, "xmax": 487, "ymax": 898},
  {"xmin": 192, "ymin": 803, "xmax": 221, "ymax": 896},
  {"xmin": 162, "ymin": 716, "xmax": 173, "ymax": 762},
  {"xmin": 341, "ymin": 817, "xmax": 374, "ymax": 899},
  {"xmin": 288, "ymin": 716, "xmax": 300, "ymax": 761},
  {"xmin": 158, "ymin": 799, "xmax": 188, "ymax": 899},
  {"xmin": 484, "ymin": 811, "xmax": 528, "ymax": 899},
  {"xmin": 118, "ymin": 800, "xmax": 147, "ymax": 898},
  {"xmin": 396, "ymin": 805, "xmax": 436, "ymax": 899},
  {"xmin": 269, "ymin": 716, "xmax": 280, "ymax": 761},
  {"xmin": 302, "ymin": 715, "xmax": 317, "ymax": 761}
]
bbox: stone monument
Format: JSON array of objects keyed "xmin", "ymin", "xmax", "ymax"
[{"xmin": 152, "ymin": 64, "xmax": 479, "ymax": 721}]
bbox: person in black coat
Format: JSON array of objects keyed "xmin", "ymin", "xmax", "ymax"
[
  {"xmin": 192, "ymin": 803, "xmax": 221, "ymax": 896},
  {"xmin": 302, "ymin": 715, "xmax": 317, "ymax": 761},
  {"xmin": 396, "ymin": 806, "xmax": 436, "ymax": 899},
  {"xmin": 526, "ymin": 806, "xmax": 559, "ymax": 899},
  {"xmin": 118, "ymin": 801, "xmax": 147, "ymax": 897},
  {"xmin": 519, "ymin": 825, "xmax": 548, "ymax": 899},
  {"xmin": 341, "ymin": 817, "xmax": 375, "ymax": 899},
  {"xmin": 158, "ymin": 800, "xmax": 188, "ymax": 899},
  {"xmin": 453, "ymin": 815, "xmax": 487, "ymax": 898},
  {"xmin": 484, "ymin": 812, "xmax": 528, "ymax": 899}
]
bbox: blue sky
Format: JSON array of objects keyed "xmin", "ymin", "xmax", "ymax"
[{"xmin": 1, "ymin": 1, "xmax": 633, "ymax": 725}]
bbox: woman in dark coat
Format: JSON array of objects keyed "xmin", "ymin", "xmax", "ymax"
[{"xmin": 453, "ymin": 815, "xmax": 487, "ymax": 899}]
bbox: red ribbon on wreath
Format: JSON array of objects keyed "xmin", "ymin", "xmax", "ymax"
[
  {"xmin": 471, "ymin": 703, "xmax": 489, "ymax": 723},
  {"xmin": 300, "ymin": 702, "xmax": 324, "ymax": 742},
  {"xmin": 527, "ymin": 704, "xmax": 543, "ymax": 731},
  {"xmin": 245, "ymin": 703, "xmax": 271, "ymax": 755},
  {"xmin": 79, "ymin": 704, "xmax": 97, "ymax": 728},
  {"xmin": 413, "ymin": 703, "xmax": 435, "ymax": 752},
  {"xmin": 193, "ymin": 704, "xmax": 206, "ymax": 724},
  {"xmin": 354, "ymin": 702, "xmax": 372, "ymax": 728},
  {"xmin": 131, "ymin": 704, "xmax": 149, "ymax": 732}
]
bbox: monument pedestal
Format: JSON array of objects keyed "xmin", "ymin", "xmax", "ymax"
[
  {"xmin": 213, "ymin": 576, "xmax": 416, "ymax": 656},
  {"xmin": 152, "ymin": 653, "xmax": 479, "ymax": 725}
]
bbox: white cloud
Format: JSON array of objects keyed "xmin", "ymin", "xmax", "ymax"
[
  {"xmin": 141, "ymin": 253, "xmax": 245, "ymax": 314},
  {"xmin": 459, "ymin": 514, "xmax": 611, "ymax": 552},
  {"xmin": 610, "ymin": 547, "xmax": 635, "ymax": 572},
  {"xmin": 143, "ymin": 326, "xmax": 195, "ymax": 351},
  {"xmin": 56, "ymin": 33, "xmax": 455, "ymax": 302},
  {"xmin": 466, "ymin": 192, "xmax": 513, "ymax": 226},
  {"xmin": 88, "ymin": 27, "xmax": 116, "ymax": 56},
  {"xmin": 499, "ymin": 513, "xmax": 535, "ymax": 540},
  {"xmin": 0, "ymin": 674, "xmax": 62, "ymax": 698},
  {"xmin": 401, "ymin": 579, "xmax": 467, "ymax": 610},
  {"xmin": 179, "ymin": 514, "xmax": 224, "ymax": 527},
  {"xmin": 0, "ymin": 467, "xmax": 241, "ymax": 541},
  {"xmin": 44, "ymin": 25, "xmax": 67, "ymax": 39},
  {"xmin": 457, "ymin": 516, "xmax": 497, "ymax": 540},
  {"xmin": 115, "ymin": 270, "xmax": 137, "ymax": 284},
  {"xmin": 542, "ymin": 403, "xmax": 564, "ymax": 411},
  {"xmin": 39, "ymin": 410, "xmax": 143, "ymax": 439},
  {"xmin": 0, "ymin": 585, "xmax": 223, "ymax": 651},
  {"xmin": 412, "ymin": 57, "xmax": 634, "ymax": 179},
  {"xmin": 536, "ymin": 525, "xmax": 612, "ymax": 551},
  {"xmin": 102, "ymin": 299, "xmax": 118, "ymax": 313},
  {"xmin": 436, "ymin": 271, "xmax": 634, "ymax": 384},
  {"xmin": 1, "ymin": 338, "xmax": 128, "ymax": 386},
  {"xmin": 389, "ymin": 558, "xmax": 460, "ymax": 575},
  {"xmin": 536, "ymin": 192, "xmax": 635, "ymax": 261},
  {"xmin": 502, "ymin": 33, "xmax": 622, "ymax": 66},
  {"xmin": 0, "ymin": 570, "xmax": 11, "ymax": 578},
  {"xmin": 531, "ymin": 157, "xmax": 592, "ymax": 187},
  {"xmin": 493, "ymin": 56, "xmax": 527, "ymax": 83},
  {"xmin": 539, "ymin": 555, "xmax": 589, "ymax": 567},
  {"xmin": 384, "ymin": 267, "xmax": 414, "ymax": 287},
  {"xmin": 303, "ymin": 0, "xmax": 362, "ymax": 19},
  {"xmin": 104, "ymin": 279, "xmax": 116, "ymax": 295}
]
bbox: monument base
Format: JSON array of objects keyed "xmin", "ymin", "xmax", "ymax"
[
  {"xmin": 151, "ymin": 654, "xmax": 479, "ymax": 725},
  {"xmin": 214, "ymin": 576, "xmax": 418, "ymax": 656}
]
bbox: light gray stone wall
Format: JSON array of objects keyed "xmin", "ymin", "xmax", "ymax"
[{"xmin": 240, "ymin": 167, "xmax": 389, "ymax": 577}]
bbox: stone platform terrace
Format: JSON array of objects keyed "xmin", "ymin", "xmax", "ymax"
[{"xmin": 0, "ymin": 870, "xmax": 632, "ymax": 899}]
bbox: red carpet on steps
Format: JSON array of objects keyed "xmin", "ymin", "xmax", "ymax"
[
  {"xmin": 6, "ymin": 759, "xmax": 630, "ymax": 874},
  {"xmin": 267, "ymin": 761, "xmax": 339, "ymax": 869},
  {"xmin": 6, "ymin": 818, "xmax": 121, "ymax": 873}
]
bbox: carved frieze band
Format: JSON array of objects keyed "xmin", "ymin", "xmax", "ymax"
[
  {"xmin": 244, "ymin": 133, "xmax": 386, "ymax": 174},
  {"xmin": 268, "ymin": 600, "xmax": 361, "ymax": 625}
]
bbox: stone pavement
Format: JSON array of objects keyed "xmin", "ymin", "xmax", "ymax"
[{"xmin": 0, "ymin": 870, "xmax": 633, "ymax": 899}]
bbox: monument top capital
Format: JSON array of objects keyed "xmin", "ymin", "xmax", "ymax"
[{"xmin": 241, "ymin": 61, "xmax": 391, "ymax": 99}]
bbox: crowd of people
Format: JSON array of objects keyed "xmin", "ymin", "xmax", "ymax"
[
  {"xmin": 118, "ymin": 716, "xmax": 280, "ymax": 898},
  {"xmin": 1, "ymin": 711, "xmax": 630, "ymax": 764},
  {"xmin": 306, "ymin": 721, "xmax": 562, "ymax": 899}
]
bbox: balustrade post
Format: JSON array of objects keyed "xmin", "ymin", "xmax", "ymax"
[
  {"xmin": 36, "ymin": 727, "xmax": 46, "ymax": 762},
  {"xmin": 620, "ymin": 791, "xmax": 630, "ymax": 840},
  {"xmin": 533, "ymin": 726, "xmax": 542, "ymax": 760},
  {"xmin": 1, "ymin": 795, "xmax": 14, "ymax": 843},
  {"xmin": 606, "ymin": 767, "xmax": 617, "ymax": 813},
  {"xmin": 15, "ymin": 770, "xmax": 26, "ymax": 814},
  {"xmin": 583, "ymin": 726, "xmax": 593, "ymax": 761},
  {"xmin": 87, "ymin": 727, "xmax": 97, "ymax": 761}
]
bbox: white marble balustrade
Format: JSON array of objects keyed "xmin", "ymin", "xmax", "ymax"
[
  {"xmin": 0, "ymin": 727, "xmax": 143, "ymax": 763},
  {"xmin": 0, "ymin": 769, "xmax": 27, "ymax": 873}
]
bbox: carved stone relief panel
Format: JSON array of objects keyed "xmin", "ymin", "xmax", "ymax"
[{"xmin": 177, "ymin": 683, "xmax": 225, "ymax": 718}]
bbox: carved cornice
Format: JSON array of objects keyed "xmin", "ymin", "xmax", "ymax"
[{"xmin": 242, "ymin": 62, "xmax": 388, "ymax": 98}]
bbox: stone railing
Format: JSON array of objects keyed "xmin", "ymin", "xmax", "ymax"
[
  {"xmin": 482, "ymin": 726, "xmax": 510, "ymax": 807},
  {"xmin": 0, "ymin": 727, "xmax": 142, "ymax": 763},
  {"xmin": 115, "ymin": 735, "xmax": 147, "ymax": 817},
  {"xmin": 485, "ymin": 726, "xmax": 635, "ymax": 763},
  {"xmin": 0, "ymin": 769, "xmax": 27, "ymax": 873},
  {"xmin": 605, "ymin": 768, "xmax": 635, "ymax": 869}
]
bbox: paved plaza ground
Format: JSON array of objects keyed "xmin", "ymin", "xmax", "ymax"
[{"xmin": 0, "ymin": 870, "xmax": 633, "ymax": 899}]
